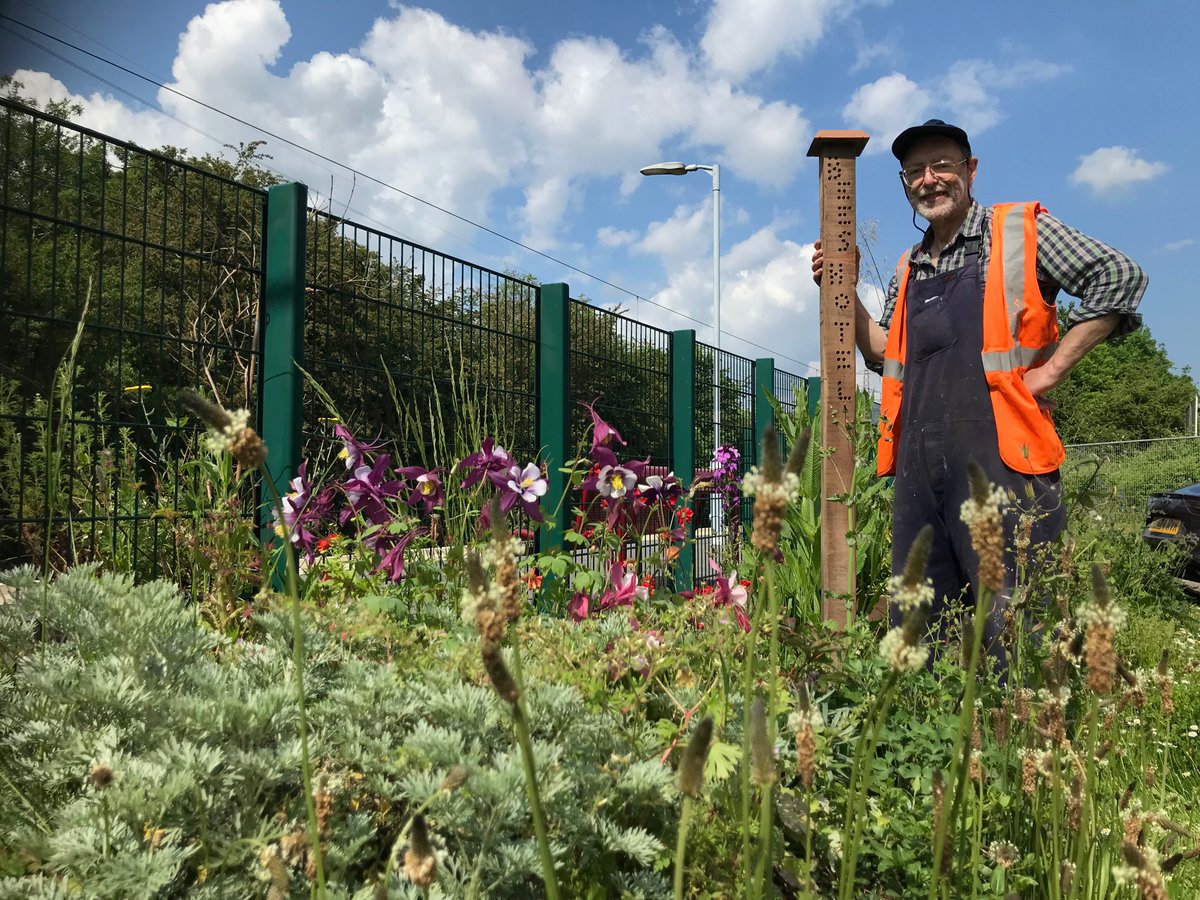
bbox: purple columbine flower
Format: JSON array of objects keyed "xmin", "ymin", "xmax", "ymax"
[
  {"xmin": 582, "ymin": 399, "xmax": 626, "ymax": 453},
  {"xmin": 637, "ymin": 470, "xmax": 683, "ymax": 506},
  {"xmin": 568, "ymin": 591, "xmax": 590, "ymax": 622},
  {"xmin": 458, "ymin": 437, "xmax": 512, "ymax": 489},
  {"xmin": 488, "ymin": 461, "xmax": 548, "ymax": 521},
  {"xmin": 340, "ymin": 454, "xmax": 404, "ymax": 533},
  {"xmin": 398, "ymin": 465, "xmax": 444, "ymax": 515},
  {"xmin": 579, "ymin": 445, "xmax": 650, "ymax": 527},
  {"xmin": 334, "ymin": 424, "xmax": 384, "ymax": 471},
  {"xmin": 711, "ymin": 445, "xmax": 741, "ymax": 471},
  {"xmin": 596, "ymin": 464, "xmax": 637, "ymax": 500},
  {"xmin": 272, "ymin": 462, "xmax": 333, "ymax": 554},
  {"xmin": 374, "ymin": 525, "xmax": 429, "ymax": 582}
]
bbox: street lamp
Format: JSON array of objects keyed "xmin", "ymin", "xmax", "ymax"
[{"xmin": 639, "ymin": 160, "xmax": 723, "ymax": 538}]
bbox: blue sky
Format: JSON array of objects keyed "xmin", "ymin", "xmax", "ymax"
[{"xmin": 3, "ymin": 0, "xmax": 1197, "ymax": 390}]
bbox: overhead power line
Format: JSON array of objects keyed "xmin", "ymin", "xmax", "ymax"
[{"xmin": 0, "ymin": 11, "xmax": 820, "ymax": 375}]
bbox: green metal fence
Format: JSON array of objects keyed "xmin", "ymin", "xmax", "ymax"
[
  {"xmin": 300, "ymin": 205, "xmax": 540, "ymax": 467},
  {"xmin": 1, "ymin": 100, "xmax": 823, "ymax": 588},
  {"xmin": 0, "ymin": 97, "xmax": 265, "ymax": 577}
]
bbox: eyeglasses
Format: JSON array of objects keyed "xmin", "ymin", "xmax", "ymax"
[{"xmin": 899, "ymin": 158, "xmax": 969, "ymax": 186}]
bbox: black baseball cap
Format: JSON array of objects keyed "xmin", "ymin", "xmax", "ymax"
[{"xmin": 891, "ymin": 119, "xmax": 971, "ymax": 162}]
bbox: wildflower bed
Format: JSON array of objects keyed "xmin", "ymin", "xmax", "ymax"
[{"xmin": 2, "ymin": 394, "xmax": 1199, "ymax": 899}]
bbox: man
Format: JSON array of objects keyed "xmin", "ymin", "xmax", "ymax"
[{"xmin": 812, "ymin": 118, "xmax": 1146, "ymax": 661}]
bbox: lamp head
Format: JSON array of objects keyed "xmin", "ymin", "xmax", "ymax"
[{"xmin": 640, "ymin": 161, "xmax": 689, "ymax": 176}]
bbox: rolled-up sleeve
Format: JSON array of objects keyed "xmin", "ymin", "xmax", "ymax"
[
  {"xmin": 1036, "ymin": 212, "xmax": 1147, "ymax": 338},
  {"xmin": 862, "ymin": 271, "xmax": 900, "ymax": 377}
]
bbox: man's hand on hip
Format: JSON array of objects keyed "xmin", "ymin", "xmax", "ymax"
[{"xmin": 1022, "ymin": 365, "xmax": 1063, "ymax": 399}]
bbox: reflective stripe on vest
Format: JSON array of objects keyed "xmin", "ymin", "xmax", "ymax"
[
  {"xmin": 1001, "ymin": 207, "xmax": 1027, "ymax": 337},
  {"xmin": 882, "ymin": 358, "xmax": 904, "ymax": 382},
  {"xmin": 980, "ymin": 342, "xmax": 1058, "ymax": 372}
]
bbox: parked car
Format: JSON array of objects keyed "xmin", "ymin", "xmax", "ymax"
[{"xmin": 1143, "ymin": 483, "xmax": 1200, "ymax": 577}]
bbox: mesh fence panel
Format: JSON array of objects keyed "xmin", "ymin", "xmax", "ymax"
[
  {"xmin": 1064, "ymin": 436, "xmax": 1200, "ymax": 516},
  {"xmin": 773, "ymin": 369, "xmax": 808, "ymax": 422},
  {"xmin": 690, "ymin": 342, "xmax": 756, "ymax": 576},
  {"xmin": 568, "ymin": 299, "xmax": 671, "ymax": 466},
  {"xmin": 563, "ymin": 300, "xmax": 672, "ymax": 580},
  {"xmin": 303, "ymin": 211, "xmax": 539, "ymax": 468},
  {"xmin": 0, "ymin": 98, "xmax": 265, "ymax": 577}
]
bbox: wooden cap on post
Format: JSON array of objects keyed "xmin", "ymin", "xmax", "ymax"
[
  {"xmin": 808, "ymin": 129, "xmax": 869, "ymax": 629},
  {"xmin": 806, "ymin": 130, "xmax": 870, "ymax": 158}
]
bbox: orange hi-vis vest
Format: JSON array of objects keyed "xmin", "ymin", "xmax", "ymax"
[{"xmin": 877, "ymin": 202, "xmax": 1065, "ymax": 477}]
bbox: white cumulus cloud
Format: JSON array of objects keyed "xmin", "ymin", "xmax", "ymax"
[
  {"xmin": 842, "ymin": 73, "xmax": 930, "ymax": 155},
  {"xmin": 1070, "ymin": 146, "xmax": 1169, "ymax": 195},
  {"xmin": 701, "ymin": 0, "xmax": 857, "ymax": 82},
  {"xmin": 630, "ymin": 202, "xmax": 819, "ymax": 370},
  {"xmin": 1159, "ymin": 238, "xmax": 1196, "ymax": 253},
  {"xmin": 11, "ymin": 0, "xmax": 814, "ymax": 254},
  {"xmin": 596, "ymin": 226, "xmax": 639, "ymax": 248},
  {"xmin": 843, "ymin": 59, "xmax": 1067, "ymax": 155}
]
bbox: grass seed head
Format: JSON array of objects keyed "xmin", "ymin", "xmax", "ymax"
[
  {"xmin": 784, "ymin": 426, "xmax": 811, "ymax": 478},
  {"xmin": 792, "ymin": 683, "xmax": 818, "ymax": 788},
  {"xmin": 991, "ymin": 705, "xmax": 1010, "ymax": 746},
  {"xmin": 259, "ymin": 846, "xmax": 289, "ymax": 900},
  {"xmin": 678, "ymin": 717, "xmax": 714, "ymax": 798},
  {"xmin": 178, "ymin": 389, "xmax": 265, "ymax": 468},
  {"xmin": 749, "ymin": 697, "xmax": 775, "ymax": 788},
  {"xmin": 178, "ymin": 388, "xmax": 233, "ymax": 432},
  {"xmin": 759, "ymin": 425, "xmax": 782, "ymax": 484},
  {"xmin": 315, "ymin": 776, "xmax": 333, "ymax": 837},
  {"xmin": 440, "ymin": 764, "xmax": 470, "ymax": 793},
  {"xmin": 960, "ymin": 461, "xmax": 1006, "ymax": 594},
  {"xmin": 986, "ymin": 840, "xmax": 1017, "ymax": 870},
  {"xmin": 1068, "ymin": 773, "xmax": 1084, "ymax": 831},
  {"xmin": 900, "ymin": 525, "xmax": 933, "ymax": 589},
  {"xmin": 1059, "ymin": 861, "xmax": 1075, "ymax": 895},
  {"xmin": 481, "ymin": 644, "xmax": 519, "ymax": 705},
  {"xmin": 403, "ymin": 813, "xmax": 437, "ymax": 888}
]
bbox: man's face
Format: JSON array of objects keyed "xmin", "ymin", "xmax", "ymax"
[{"xmin": 901, "ymin": 137, "xmax": 977, "ymax": 226}]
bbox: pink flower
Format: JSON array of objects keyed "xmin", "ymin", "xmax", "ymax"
[
  {"xmin": 710, "ymin": 559, "xmax": 750, "ymax": 632},
  {"xmin": 599, "ymin": 562, "xmax": 649, "ymax": 610},
  {"xmin": 568, "ymin": 592, "xmax": 590, "ymax": 622},
  {"xmin": 583, "ymin": 399, "xmax": 626, "ymax": 453}
]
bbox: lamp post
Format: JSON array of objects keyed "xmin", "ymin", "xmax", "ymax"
[{"xmin": 639, "ymin": 161, "xmax": 723, "ymax": 537}]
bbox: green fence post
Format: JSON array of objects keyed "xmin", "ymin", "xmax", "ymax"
[
  {"xmin": 754, "ymin": 358, "xmax": 775, "ymax": 466},
  {"xmin": 671, "ymin": 329, "xmax": 696, "ymax": 591},
  {"xmin": 806, "ymin": 376, "xmax": 821, "ymax": 422},
  {"xmin": 537, "ymin": 283, "xmax": 571, "ymax": 554},
  {"xmin": 260, "ymin": 182, "xmax": 307, "ymax": 541}
]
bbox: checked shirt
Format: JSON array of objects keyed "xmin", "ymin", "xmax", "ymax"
[{"xmin": 877, "ymin": 199, "xmax": 1147, "ymax": 338}]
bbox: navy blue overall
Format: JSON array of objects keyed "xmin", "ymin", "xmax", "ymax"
[{"xmin": 890, "ymin": 236, "xmax": 1066, "ymax": 664}]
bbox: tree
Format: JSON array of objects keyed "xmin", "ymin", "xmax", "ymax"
[{"xmin": 1050, "ymin": 309, "xmax": 1196, "ymax": 444}]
